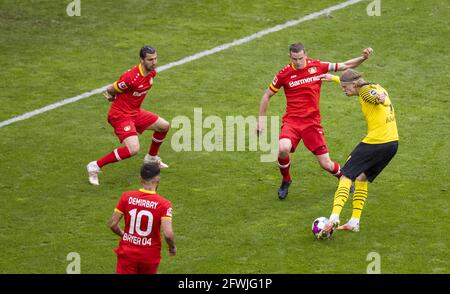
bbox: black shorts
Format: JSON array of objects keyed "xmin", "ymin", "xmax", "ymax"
[{"xmin": 341, "ymin": 141, "xmax": 398, "ymax": 182}]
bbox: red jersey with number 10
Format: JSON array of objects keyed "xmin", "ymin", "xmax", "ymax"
[
  {"xmin": 269, "ymin": 58, "xmax": 338, "ymax": 129},
  {"xmin": 108, "ymin": 64, "xmax": 156, "ymax": 120},
  {"xmin": 114, "ymin": 189, "xmax": 172, "ymax": 263}
]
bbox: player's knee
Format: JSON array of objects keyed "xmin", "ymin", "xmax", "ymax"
[
  {"xmin": 278, "ymin": 143, "xmax": 291, "ymax": 156},
  {"xmin": 127, "ymin": 144, "xmax": 140, "ymax": 156},
  {"xmin": 157, "ymin": 118, "xmax": 170, "ymax": 132},
  {"xmin": 279, "ymin": 150, "xmax": 289, "ymax": 159},
  {"xmin": 356, "ymin": 173, "xmax": 368, "ymax": 181},
  {"xmin": 162, "ymin": 120, "xmax": 170, "ymax": 132}
]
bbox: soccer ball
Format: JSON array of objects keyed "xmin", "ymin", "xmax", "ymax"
[{"xmin": 312, "ymin": 217, "xmax": 333, "ymax": 240}]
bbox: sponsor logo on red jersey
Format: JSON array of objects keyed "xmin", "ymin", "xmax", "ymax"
[
  {"xmin": 132, "ymin": 90, "xmax": 148, "ymax": 97},
  {"xmin": 308, "ymin": 67, "xmax": 317, "ymax": 74},
  {"xmin": 288, "ymin": 76, "xmax": 321, "ymax": 88},
  {"xmin": 118, "ymin": 81, "xmax": 128, "ymax": 90}
]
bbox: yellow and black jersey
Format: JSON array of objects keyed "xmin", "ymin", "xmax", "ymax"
[{"xmin": 358, "ymin": 83, "xmax": 399, "ymax": 144}]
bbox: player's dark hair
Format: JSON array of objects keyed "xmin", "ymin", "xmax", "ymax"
[
  {"xmin": 289, "ymin": 43, "xmax": 305, "ymax": 53},
  {"xmin": 139, "ymin": 45, "xmax": 156, "ymax": 59},
  {"xmin": 140, "ymin": 163, "xmax": 160, "ymax": 180}
]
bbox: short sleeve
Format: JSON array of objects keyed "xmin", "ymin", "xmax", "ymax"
[
  {"xmin": 359, "ymin": 85, "xmax": 380, "ymax": 105},
  {"xmin": 115, "ymin": 193, "xmax": 128, "ymax": 214},
  {"xmin": 113, "ymin": 72, "xmax": 133, "ymax": 93},
  {"xmin": 269, "ymin": 73, "xmax": 283, "ymax": 93},
  {"xmin": 161, "ymin": 201, "xmax": 173, "ymax": 220}
]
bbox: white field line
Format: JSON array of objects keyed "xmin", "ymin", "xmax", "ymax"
[{"xmin": 0, "ymin": 0, "xmax": 363, "ymax": 128}]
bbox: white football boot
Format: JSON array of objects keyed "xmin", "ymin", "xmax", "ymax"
[
  {"xmin": 86, "ymin": 161, "xmax": 100, "ymax": 186},
  {"xmin": 317, "ymin": 214, "xmax": 340, "ymax": 239},
  {"xmin": 144, "ymin": 154, "xmax": 169, "ymax": 168},
  {"xmin": 337, "ymin": 218, "xmax": 360, "ymax": 232}
]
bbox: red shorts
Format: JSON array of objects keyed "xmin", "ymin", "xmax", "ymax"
[
  {"xmin": 116, "ymin": 255, "xmax": 160, "ymax": 274},
  {"xmin": 279, "ymin": 124, "xmax": 328, "ymax": 155},
  {"xmin": 108, "ymin": 109, "xmax": 159, "ymax": 143}
]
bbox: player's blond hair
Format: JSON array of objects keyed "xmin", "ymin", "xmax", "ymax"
[{"xmin": 340, "ymin": 69, "xmax": 365, "ymax": 86}]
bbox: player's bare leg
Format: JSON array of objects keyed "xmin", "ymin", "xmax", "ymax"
[
  {"xmin": 144, "ymin": 117, "xmax": 170, "ymax": 168},
  {"xmin": 277, "ymin": 138, "xmax": 292, "ymax": 200},
  {"xmin": 316, "ymin": 153, "xmax": 342, "ymax": 178},
  {"xmin": 316, "ymin": 153, "xmax": 354, "ymax": 193},
  {"xmin": 123, "ymin": 136, "xmax": 141, "ymax": 156}
]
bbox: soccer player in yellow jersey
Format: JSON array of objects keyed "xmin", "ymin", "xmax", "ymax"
[{"xmin": 318, "ymin": 69, "xmax": 398, "ymax": 236}]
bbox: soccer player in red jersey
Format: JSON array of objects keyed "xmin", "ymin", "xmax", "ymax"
[
  {"xmin": 109, "ymin": 163, "xmax": 176, "ymax": 274},
  {"xmin": 257, "ymin": 43, "xmax": 373, "ymax": 200},
  {"xmin": 87, "ymin": 45, "xmax": 170, "ymax": 186}
]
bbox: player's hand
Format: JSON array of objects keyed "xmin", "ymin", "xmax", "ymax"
[
  {"xmin": 256, "ymin": 116, "xmax": 265, "ymax": 137},
  {"xmin": 362, "ymin": 47, "xmax": 373, "ymax": 60},
  {"xmin": 318, "ymin": 73, "xmax": 333, "ymax": 81},
  {"xmin": 376, "ymin": 92, "xmax": 386, "ymax": 103},
  {"xmin": 103, "ymin": 91, "xmax": 116, "ymax": 102},
  {"xmin": 169, "ymin": 246, "xmax": 176, "ymax": 256}
]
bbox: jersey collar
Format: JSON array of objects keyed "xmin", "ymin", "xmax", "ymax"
[
  {"xmin": 138, "ymin": 63, "xmax": 146, "ymax": 76},
  {"xmin": 139, "ymin": 188, "xmax": 157, "ymax": 194},
  {"xmin": 290, "ymin": 59, "xmax": 308, "ymax": 71}
]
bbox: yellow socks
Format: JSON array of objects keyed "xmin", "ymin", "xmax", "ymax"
[
  {"xmin": 351, "ymin": 180, "xmax": 368, "ymax": 219},
  {"xmin": 331, "ymin": 177, "xmax": 352, "ymax": 216}
]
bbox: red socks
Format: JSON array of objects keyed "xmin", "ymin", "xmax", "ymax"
[
  {"xmin": 96, "ymin": 130, "xmax": 168, "ymax": 169},
  {"xmin": 278, "ymin": 156, "xmax": 292, "ymax": 182},
  {"xmin": 148, "ymin": 131, "xmax": 168, "ymax": 156},
  {"xmin": 97, "ymin": 146, "xmax": 131, "ymax": 168}
]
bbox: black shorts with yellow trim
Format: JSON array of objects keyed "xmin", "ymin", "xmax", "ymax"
[{"xmin": 341, "ymin": 141, "xmax": 398, "ymax": 182}]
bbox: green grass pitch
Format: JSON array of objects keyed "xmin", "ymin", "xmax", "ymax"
[{"xmin": 0, "ymin": 0, "xmax": 448, "ymax": 273}]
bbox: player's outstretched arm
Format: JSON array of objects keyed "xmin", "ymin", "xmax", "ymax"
[
  {"xmin": 162, "ymin": 218, "xmax": 176, "ymax": 256},
  {"xmin": 319, "ymin": 74, "xmax": 340, "ymax": 84},
  {"xmin": 257, "ymin": 89, "xmax": 276, "ymax": 136},
  {"xmin": 108, "ymin": 211, "xmax": 124, "ymax": 237},
  {"xmin": 336, "ymin": 47, "xmax": 373, "ymax": 71},
  {"xmin": 103, "ymin": 84, "xmax": 118, "ymax": 102}
]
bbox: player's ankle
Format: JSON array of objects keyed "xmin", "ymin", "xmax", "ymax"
[
  {"xmin": 348, "ymin": 218, "xmax": 360, "ymax": 226},
  {"xmin": 329, "ymin": 214, "xmax": 340, "ymax": 224}
]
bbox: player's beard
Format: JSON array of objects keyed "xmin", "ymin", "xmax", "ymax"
[{"xmin": 145, "ymin": 64, "xmax": 156, "ymax": 72}]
